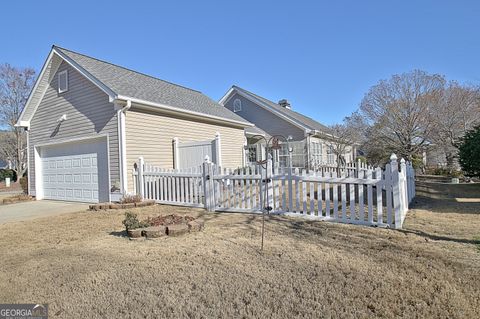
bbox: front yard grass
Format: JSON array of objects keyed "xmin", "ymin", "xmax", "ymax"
[{"xmin": 0, "ymin": 196, "xmax": 479, "ymax": 318}]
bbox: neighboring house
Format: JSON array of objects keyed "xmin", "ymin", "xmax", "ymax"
[
  {"xmin": 422, "ymin": 144, "xmax": 460, "ymax": 170},
  {"xmin": 16, "ymin": 46, "xmax": 252, "ymax": 203},
  {"xmin": 0, "ymin": 159, "xmax": 8, "ymax": 169},
  {"xmin": 219, "ymin": 86, "xmax": 356, "ymax": 169}
]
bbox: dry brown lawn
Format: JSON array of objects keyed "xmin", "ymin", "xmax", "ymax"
[{"xmin": 0, "ymin": 194, "xmax": 479, "ymax": 318}]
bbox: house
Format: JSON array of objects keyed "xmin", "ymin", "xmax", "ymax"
[
  {"xmin": 219, "ymin": 86, "xmax": 356, "ymax": 169},
  {"xmin": 16, "ymin": 46, "xmax": 252, "ymax": 203},
  {"xmin": 0, "ymin": 159, "xmax": 9, "ymax": 169}
]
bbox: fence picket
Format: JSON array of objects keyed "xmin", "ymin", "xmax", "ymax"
[
  {"xmin": 302, "ymin": 170, "xmax": 307, "ymax": 214},
  {"xmin": 376, "ymin": 167, "xmax": 383, "ymax": 224},
  {"xmin": 385, "ymin": 163, "xmax": 392, "ymax": 225},
  {"xmin": 367, "ymin": 168, "xmax": 373, "ymax": 223},
  {"xmin": 349, "ymin": 181, "xmax": 355, "ymax": 221},
  {"xmin": 341, "ymin": 172, "xmax": 347, "ymax": 222},
  {"xmin": 317, "ymin": 176, "xmax": 323, "ymax": 217},
  {"xmin": 240, "ymin": 169, "xmax": 245, "ymax": 209},
  {"xmin": 332, "ymin": 171, "xmax": 338, "ymax": 219},
  {"xmin": 281, "ymin": 167, "xmax": 286, "ymax": 212},
  {"xmin": 309, "ymin": 178, "xmax": 315, "ymax": 215},
  {"xmin": 179, "ymin": 169, "xmax": 185, "ymax": 203},
  {"xmin": 325, "ymin": 175, "xmax": 331, "ymax": 218},
  {"xmin": 295, "ymin": 168, "xmax": 300, "ymax": 212}
]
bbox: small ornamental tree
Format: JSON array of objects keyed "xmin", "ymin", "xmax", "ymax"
[{"xmin": 458, "ymin": 125, "xmax": 480, "ymax": 177}]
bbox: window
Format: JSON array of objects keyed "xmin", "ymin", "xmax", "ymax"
[
  {"xmin": 278, "ymin": 140, "xmax": 306, "ymax": 168},
  {"xmin": 247, "ymin": 145, "xmax": 257, "ymax": 164},
  {"xmin": 233, "ymin": 98, "xmax": 242, "ymax": 112},
  {"xmin": 327, "ymin": 145, "xmax": 335, "ymax": 165},
  {"xmin": 311, "ymin": 142, "xmax": 323, "ymax": 167},
  {"xmin": 58, "ymin": 70, "xmax": 68, "ymax": 93}
]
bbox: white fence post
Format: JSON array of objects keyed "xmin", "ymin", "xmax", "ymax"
[
  {"xmin": 172, "ymin": 137, "xmax": 179, "ymax": 169},
  {"xmin": 202, "ymin": 155, "xmax": 215, "ymax": 211},
  {"xmin": 132, "ymin": 168, "xmax": 137, "ymax": 195},
  {"xmin": 261, "ymin": 154, "xmax": 274, "ymax": 212},
  {"xmin": 138, "ymin": 157, "xmax": 145, "ymax": 199},
  {"xmin": 400, "ymin": 158, "xmax": 407, "ymax": 214},
  {"xmin": 215, "ymin": 132, "xmax": 222, "ymax": 167},
  {"xmin": 390, "ymin": 154, "xmax": 402, "ymax": 229}
]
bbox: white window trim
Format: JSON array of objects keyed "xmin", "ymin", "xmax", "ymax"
[{"xmin": 58, "ymin": 70, "xmax": 68, "ymax": 93}]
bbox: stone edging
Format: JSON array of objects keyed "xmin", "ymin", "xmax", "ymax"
[
  {"xmin": 127, "ymin": 219, "xmax": 204, "ymax": 240},
  {"xmin": 2, "ymin": 196, "xmax": 34, "ymax": 205},
  {"xmin": 89, "ymin": 200, "xmax": 156, "ymax": 211}
]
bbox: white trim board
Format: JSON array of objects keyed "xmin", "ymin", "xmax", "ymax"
[{"xmin": 122, "ymin": 99, "xmax": 253, "ymax": 129}]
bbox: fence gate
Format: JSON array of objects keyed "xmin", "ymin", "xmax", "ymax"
[{"xmin": 173, "ymin": 133, "xmax": 221, "ymax": 169}]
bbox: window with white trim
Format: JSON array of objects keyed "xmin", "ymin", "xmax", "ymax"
[
  {"xmin": 58, "ymin": 70, "xmax": 68, "ymax": 93},
  {"xmin": 233, "ymin": 98, "xmax": 242, "ymax": 112},
  {"xmin": 311, "ymin": 142, "xmax": 323, "ymax": 167},
  {"xmin": 327, "ymin": 145, "xmax": 335, "ymax": 165}
]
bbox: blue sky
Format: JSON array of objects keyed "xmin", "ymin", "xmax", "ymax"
[{"xmin": 1, "ymin": 0, "xmax": 479, "ymax": 125}]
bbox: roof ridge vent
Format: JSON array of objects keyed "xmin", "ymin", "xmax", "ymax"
[{"xmin": 278, "ymin": 99, "xmax": 291, "ymax": 109}]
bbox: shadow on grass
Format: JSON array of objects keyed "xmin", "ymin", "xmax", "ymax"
[
  {"xmin": 411, "ymin": 196, "xmax": 480, "ymax": 215},
  {"xmin": 397, "ymin": 228, "xmax": 480, "ymax": 246},
  {"xmin": 109, "ymin": 230, "xmax": 128, "ymax": 238}
]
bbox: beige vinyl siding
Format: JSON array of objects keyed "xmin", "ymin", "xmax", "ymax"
[
  {"xmin": 125, "ymin": 109, "xmax": 245, "ymax": 191},
  {"xmin": 224, "ymin": 93, "xmax": 305, "ymax": 140},
  {"xmin": 29, "ymin": 61, "xmax": 119, "ymax": 194}
]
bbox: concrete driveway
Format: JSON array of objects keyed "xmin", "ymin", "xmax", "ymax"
[{"xmin": 0, "ymin": 200, "xmax": 89, "ymax": 224}]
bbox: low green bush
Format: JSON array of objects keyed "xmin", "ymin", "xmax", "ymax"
[
  {"xmin": 122, "ymin": 211, "xmax": 150, "ymax": 231},
  {"xmin": 0, "ymin": 169, "xmax": 17, "ymax": 182}
]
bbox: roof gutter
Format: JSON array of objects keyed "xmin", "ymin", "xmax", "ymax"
[{"xmin": 114, "ymin": 95, "xmax": 253, "ymax": 128}]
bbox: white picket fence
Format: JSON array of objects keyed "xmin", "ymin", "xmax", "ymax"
[{"xmin": 133, "ymin": 154, "xmax": 415, "ymax": 229}]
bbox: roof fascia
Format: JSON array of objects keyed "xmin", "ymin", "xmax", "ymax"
[
  {"xmin": 16, "ymin": 49, "xmax": 55, "ymax": 126},
  {"xmin": 52, "ymin": 48, "xmax": 117, "ymax": 99},
  {"xmin": 115, "ymin": 95, "xmax": 253, "ymax": 128}
]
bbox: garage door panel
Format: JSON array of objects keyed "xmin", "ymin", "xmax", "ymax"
[{"xmin": 40, "ymin": 139, "xmax": 108, "ymax": 203}]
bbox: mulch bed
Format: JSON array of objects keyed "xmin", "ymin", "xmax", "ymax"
[{"xmin": 146, "ymin": 214, "xmax": 195, "ymax": 227}]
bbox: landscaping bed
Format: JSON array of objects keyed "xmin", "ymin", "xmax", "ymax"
[
  {"xmin": 89, "ymin": 199, "xmax": 156, "ymax": 210},
  {"xmin": 124, "ymin": 212, "xmax": 204, "ymax": 240},
  {"xmin": 1, "ymin": 194, "xmax": 33, "ymax": 205}
]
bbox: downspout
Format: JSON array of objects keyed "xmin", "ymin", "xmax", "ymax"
[
  {"xmin": 116, "ymin": 100, "xmax": 131, "ymax": 196},
  {"xmin": 26, "ymin": 127, "xmax": 31, "ymax": 196}
]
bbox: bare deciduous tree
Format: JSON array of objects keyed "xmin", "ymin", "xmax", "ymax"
[
  {"xmin": 429, "ymin": 82, "xmax": 480, "ymax": 171},
  {"xmin": 360, "ymin": 70, "xmax": 445, "ymax": 161},
  {"xmin": 0, "ymin": 63, "xmax": 36, "ymax": 181},
  {"xmin": 317, "ymin": 112, "xmax": 364, "ymax": 168}
]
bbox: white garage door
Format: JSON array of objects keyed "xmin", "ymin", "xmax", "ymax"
[{"xmin": 40, "ymin": 138, "xmax": 109, "ymax": 203}]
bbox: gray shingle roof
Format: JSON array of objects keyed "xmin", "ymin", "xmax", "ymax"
[
  {"xmin": 232, "ymin": 86, "xmax": 331, "ymax": 133},
  {"xmin": 54, "ymin": 46, "xmax": 250, "ymax": 125}
]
